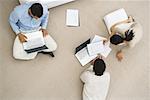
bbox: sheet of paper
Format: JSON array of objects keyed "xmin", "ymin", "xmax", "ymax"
[
  {"xmin": 101, "ymin": 45, "xmax": 112, "ymax": 58},
  {"xmin": 75, "ymin": 48, "xmax": 97, "ymax": 66},
  {"xmin": 87, "ymin": 42, "xmax": 105, "ymax": 56},
  {"xmin": 23, "ymin": 31, "xmax": 45, "ymax": 50},
  {"xmin": 66, "ymin": 9, "xmax": 79, "ymax": 27},
  {"xmin": 91, "ymin": 35, "xmax": 107, "ymax": 43},
  {"xmin": 90, "ymin": 35, "xmax": 112, "ymax": 58}
]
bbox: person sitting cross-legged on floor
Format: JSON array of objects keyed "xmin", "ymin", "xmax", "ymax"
[
  {"xmin": 9, "ymin": 3, "xmax": 57, "ymax": 60},
  {"xmin": 80, "ymin": 57, "xmax": 110, "ymax": 100}
]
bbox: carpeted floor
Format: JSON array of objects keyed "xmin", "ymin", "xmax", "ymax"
[{"xmin": 0, "ymin": 0, "xmax": 149, "ymax": 100}]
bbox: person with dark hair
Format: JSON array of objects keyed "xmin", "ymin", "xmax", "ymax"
[
  {"xmin": 9, "ymin": 3, "xmax": 57, "ymax": 60},
  {"xmin": 107, "ymin": 16, "xmax": 143, "ymax": 61},
  {"xmin": 80, "ymin": 57, "xmax": 110, "ymax": 100}
]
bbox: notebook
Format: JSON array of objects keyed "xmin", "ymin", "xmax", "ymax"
[
  {"xmin": 75, "ymin": 39, "xmax": 97, "ymax": 66},
  {"xmin": 89, "ymin": 35, "xmax": 112, "ymax": 58},
  {"xmin": 66, "ymin": 9, "xmax": 79, "ymax": 27},
  {"xmin": 87, "ymin": 41, "xmax": 105, "ymax": 56},
  {"xmin": 103, "ymin": 8, "xmax": 128, "ymax": 34},
  {"xmin": 23, "ymin": 31, "xmax": 47, "ymax": 53},
  {"xmin": 75, "ymin": 47, "xmax": 97, "ymax": 66}
]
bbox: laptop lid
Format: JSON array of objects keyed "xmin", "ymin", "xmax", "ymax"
[{"xmin": 75, "ymin": 38, "xmax": 90, "ymax": 54}]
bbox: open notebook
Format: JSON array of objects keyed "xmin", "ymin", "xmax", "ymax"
[
  {"xmin": 75, "ymin": 35, "xmax": 111, "ymax": 66},
  {"xmin": 88, "ymin": 35, "xmax": 112, "ymax": 58},
  {"xmin": 23, "ymin": 31, "xmax": 48, "ymax": 53},
  {"xmin": 103, "ymin": 8, "xmax": 128, "ymax": 34}
]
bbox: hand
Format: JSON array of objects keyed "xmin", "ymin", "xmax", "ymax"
[
  {"xmin": 128, "ymin": 16, "xmax": 134, "ymax": 22},
  {"xmin": 116, "ymin": 50, "xmax": 123, "ymax": 61},
  {"xmin": 18, "ymin": 33, "xmax": 27, "ymax": 43},
  {"xmin": 40, "ymin": 29, "xmax": 49, "ymax": 37},
  {"xmin": 103, "ymin": 40, "xmax": 107, "ymax": 45}
]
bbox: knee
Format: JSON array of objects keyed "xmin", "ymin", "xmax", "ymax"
[{"xmin": 52, "ymin": 42, "xmax": 58, "ymax": 51}]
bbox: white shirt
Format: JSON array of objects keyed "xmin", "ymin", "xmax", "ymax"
[
  {"xmin": 115, "ymin": 22, "xmax": 143, "ymax": 48},
  {"xmin": 80, "ymin": 66, "xmax": 110, "ymax": 100}
]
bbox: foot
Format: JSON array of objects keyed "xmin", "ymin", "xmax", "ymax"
[
  {"xmin": 39, "ymin": 51, "xmax": 55, "ymax": 57},
  {"xmin": 49, "ymin": 52, "xmax": 55, "ymax": 57}
]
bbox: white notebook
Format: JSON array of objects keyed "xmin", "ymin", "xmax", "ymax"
[
  {"xmin": 87, "ymin": 42, "xmax": 105, "ymax": 56},
  {"xmin": 75, "ymin": 48, "xmax": 97, "ymax": 66},
  {"xmin": 103, "ymin": 8, "xmax": 128, "ymax": 34},
  {"xmin": 66, "ymin": 9, "xmax": 79, "ymax": 27},
  {"xmin": 23, "ymin": 31, "xmax": 45, "ymax": 50},
  {"xmin": 89, "ymin": 35, "xmax": 112, "ymax": 58}
]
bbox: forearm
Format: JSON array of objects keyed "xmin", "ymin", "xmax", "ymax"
[
  {"xmin": 110, "ymin": 18, "xmax": 132, "ymax": 34},
  {"xmin": 9, "ymin": 21, "xmax": 20, "ymax": 35}
]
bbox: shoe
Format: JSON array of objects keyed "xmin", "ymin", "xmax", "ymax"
[
  {"xmin": 39, "ymin": 51, "xmax": 55, "ymax": 57},
  {"xmin": 49, "ymin": 52, "xmax": 55, "ymax": 57}
]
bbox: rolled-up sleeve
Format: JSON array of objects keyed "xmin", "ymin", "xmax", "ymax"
[
  {"xmin": 41, "ymin": 11, "xmax": 49, "ymax": 29},
  {"xmin": 9, "ymin": 10, "xmax": 20, "ymax": 35}
]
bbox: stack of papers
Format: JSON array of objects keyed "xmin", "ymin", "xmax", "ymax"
[
  {"xmin": 66, "ymin": 9, "xmax": 79, "ymax": 27},
  {"xmin": 75, "ymin": 35, "xmax": 112, "ymax": 66}
]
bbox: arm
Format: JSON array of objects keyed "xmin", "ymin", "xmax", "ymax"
[
  {"xmin": 9, "ymin": 10, "xmax": 20, "ymax": 35},
  {"xmin": 80, "ymin": 65, "xmax": 94, "ymax": 83},
  {"xmin": 80, "ymin": 71, "xmax": 91, "ymax": 83},
  {"xmin": 116, "ymin": 43, "xmax": 128, "ymax": 61},
  {"xmin": 110, "ymin": 16, "xmax": 134, "ymax": 35},
  {"xmin": 41, "ymin": 11, "xmax": 49, "ymax": 29}
]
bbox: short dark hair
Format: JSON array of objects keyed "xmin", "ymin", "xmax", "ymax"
[
  {"xmin": 124, "ymin": 29, "xmax": 135, "ymax": 41},
  {"xmin": 30, "ymin": 3, "xmax": 43, "ymax": 18},
  {"xmin": 93, "ymin": 59, "xmax": 106, "ymax": 76},
  {"xmin": 110, "ymin": 34, "xmax": 124, "ymax": 45}
]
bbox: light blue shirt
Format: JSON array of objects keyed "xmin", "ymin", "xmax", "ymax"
[{"xmin": 9, "ymin": 3, "xmax": 49, "ymax": 35}]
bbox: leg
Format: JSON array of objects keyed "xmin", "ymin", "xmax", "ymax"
[
  {"xmin": 13, "ymin": 36, "xmax": 37, "ymax": 60},
  {"xmin": 42, "ymin": 34, "xmax": 57, "ymax": 52}
]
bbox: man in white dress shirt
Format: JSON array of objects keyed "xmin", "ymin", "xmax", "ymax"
[{"xmin": 80, "ymin": 58, "xmax": 110, "ymax": 100}]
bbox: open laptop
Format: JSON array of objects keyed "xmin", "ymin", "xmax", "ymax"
[
  {"xmin": 75, "ymin": 39, "xmax": 97, "ymax": 66},
  {"xmin": 75, "ymin": 39, "xmax": 90, "ymax": 54},
  {"xmin": 23, "ymin": 31, "xmax": 48, "ymax": 53}
]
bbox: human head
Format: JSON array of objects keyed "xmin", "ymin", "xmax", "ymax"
[
  {"xmin": 29, "ymin": 3, "xmax": 43, "ymax": 19},
  {"xmin": 93, "ymin": 58, "xmax": 106, "ymax": 76},
  {"xmin": 110, "ymin": 34, "xmax": 124, "ymax": 45}
]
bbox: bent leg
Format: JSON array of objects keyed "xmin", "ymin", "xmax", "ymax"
[
  {"xmin": 13, "ymin": 36, "xmax": 37, "ymax": 60},
  {"xmin": 42, "ymin": 34, "xmax": 57, "ymax": 52}
]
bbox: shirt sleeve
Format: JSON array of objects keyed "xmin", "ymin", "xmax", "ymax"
[
  {"xmin": 41, "ymin": 10, "xmax": 49, "ymax": 29},
  {"xmin": 80, "ymin": 70, "xmax": 93, "ymax": 83},
  {"xmin": 9, "ymin": 10, "xmax": 20, "ymax": 35}
]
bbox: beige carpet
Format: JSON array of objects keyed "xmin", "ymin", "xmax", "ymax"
[{"xmin": 0, "ymin": 0, "xmax": 149, "ymax": 100}]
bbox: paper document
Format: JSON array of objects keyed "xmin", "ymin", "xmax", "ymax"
[
  {"xmin": 23, "ymin": 31, "xmax": 45, "ymax": 50},
  {"xmin": 66, "ymin": 9, "xmax": 79, "ymax": 27},
  {"xmin": 90, "ymin": 35, "xmax": 112, "ymax": 58},
  {"xmin": 87, "ymin": 42, "xmax": 105, "ymax": 56},
  {"xmin": 91, "ymin": 35, "xmax": 107, "ymax": 43},
  {"xmin": 75, "ymin": 48, "xmax": 97, "ymax": 66},
  {"xmin": 75, "ymin": 35, "xmax": 112, "ymax": 66}
]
